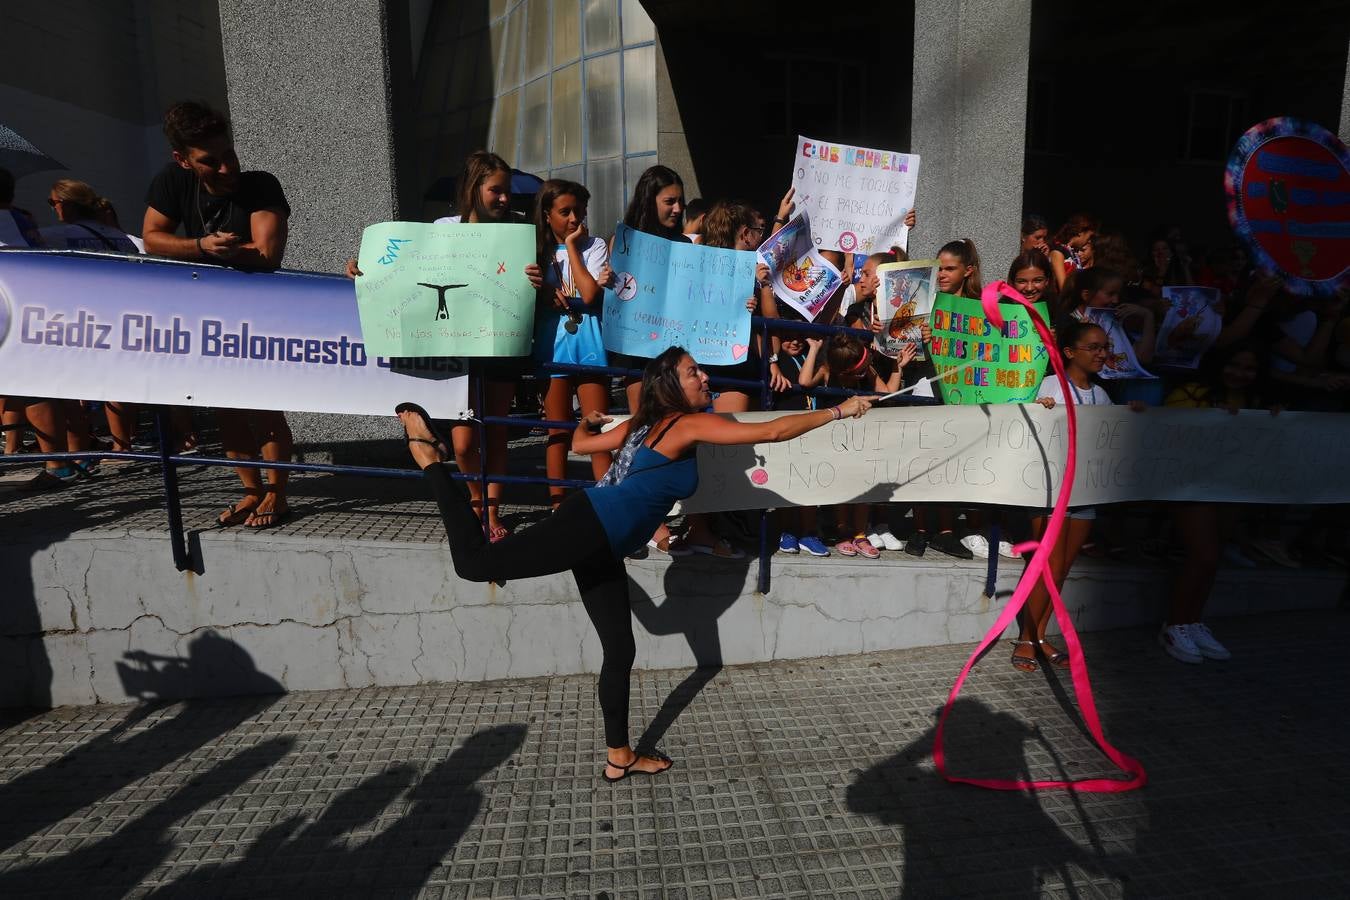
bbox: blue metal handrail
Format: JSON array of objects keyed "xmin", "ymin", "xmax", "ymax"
[{"xmin": 1, "ymin": 313, "xmax": 943, "ymax": 589}]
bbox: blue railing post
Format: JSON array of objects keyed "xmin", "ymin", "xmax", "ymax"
[
  {"xmin": 984, "ymin": 516, "xmax": 1000, "ymax": 598},
  {"xmin": 475, "ymin": 375, "xmax": 489, "ymax": 535},
  {"xmin": 154, "ymin": 409, "xmax": 190, "ymax": 571}
]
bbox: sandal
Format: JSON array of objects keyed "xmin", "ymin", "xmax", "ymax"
[
  {"xmin": 1038, "ymin": 640, "xmax": 1070, "ymax": 669},
  {"xmin": 602, "ymin": 751, "xmax": 674, "ymax": 783},
  {"xmin": 394, "ymin": 402, "xmax": 451, "ymax": 462},
  {"xmin": 1009, "ymin": 639, "xmax": 1039, "ymax": 672}
]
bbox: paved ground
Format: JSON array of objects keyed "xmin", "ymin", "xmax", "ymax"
[{"xmin": 0, "ymin": 611, "xmax": 1347, "ymax": 898}]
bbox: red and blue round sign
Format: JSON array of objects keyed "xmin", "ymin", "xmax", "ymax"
[{"xmin": 1225, "ymin": 117, "xmax": 1350, "ymax": 296}]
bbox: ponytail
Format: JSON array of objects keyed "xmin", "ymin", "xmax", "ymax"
[{"xmin": 938, "ymin": 238, "xmax": 982, "ymax": 299}]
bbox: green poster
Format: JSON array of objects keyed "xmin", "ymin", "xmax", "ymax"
[
  {"xmin": 927, "ymin": 291, "xmax": 1050, "ymax": 404},
  {"xmin": 354, "ymin": 221, "xmax": 536, "ymax": 357}
]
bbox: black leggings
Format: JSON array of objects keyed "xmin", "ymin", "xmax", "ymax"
[{"xmin": 424, "ymin": 464, "xmax": 635, "ymax": 748}]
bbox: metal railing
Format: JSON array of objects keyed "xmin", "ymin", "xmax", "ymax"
[{"xmin": 1, "ymin": 314, "xmax": 976, "ymax": 594}]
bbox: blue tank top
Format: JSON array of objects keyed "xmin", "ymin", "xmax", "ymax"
[{"xmin": 584, "ymin": 418, "xmax": 699, "ymax": 557}]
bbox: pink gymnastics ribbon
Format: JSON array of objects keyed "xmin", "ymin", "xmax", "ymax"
[{"xmin": 932, "ymin": 281, "xmax": 1147, "ymax": 792}]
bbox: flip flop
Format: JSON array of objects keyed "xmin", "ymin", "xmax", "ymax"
[
  {"xmin": 218, "ymin": 501, "xmax": 257, "ymax": 527},
  {"xmin": 394, "ymin": 402, "xmax": 452, "ymax": 461},
  {"xmin": 245, "ymin": 506, "xmax": 291, "ymax": 530}
]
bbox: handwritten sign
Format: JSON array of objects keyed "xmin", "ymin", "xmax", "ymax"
[
  {"xmin": 1225, "ymin": 117, "xmax": 1350, "ymax": 296},
  {"xmin": 673, "ymin": 405, "xmax": 1350, "ymax": 514},
  {"xmin": 875, "ymin": 259, "xmax": 937, "ymax": 360},
  {"xmin": 602, "ymin": 224, "xmax": 756, "ymax": 365},
  {"xmin": 354, "ymin": 221, "xmax": 535, "ymax": 357},
  {"xmin": 926, "ymin": 292, "xmax": 1048, "ymax": 404},
  {"xmin": 1155, "ymin": 286, "xmax": 1222, "ymax": 369},
  {"xmin": 1081, "ymin": 308, "xmax": 1155, "ymax": 381},
  {"xmin": 790, "ymin": 135, "xmax": 920, "ymax": 253},
  {"xmin": 756, "ymin": 210, "xmax": 843, "ymax": 321}
]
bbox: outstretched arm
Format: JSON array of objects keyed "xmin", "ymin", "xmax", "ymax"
[
  {"xmin": 570, "ymin": 414, "xmax": 632, "ymax": 455},
  {"xmin": 659, "ymin": 396, "xmax": 873, "ymax": 458}
]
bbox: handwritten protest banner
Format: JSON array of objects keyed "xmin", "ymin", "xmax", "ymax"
[
  {"xmin": 603, "ymin": 224, "xmax": 756, "ymax": 365},
  {"xmin": 1081, "ymin": 308, "xmax": 1155, "ymax": 380},
  {"xmin": 0, "ymin": 250, "xmax": 469, "ymax": 418},
  {"xmin": 1225, "ymin": 117, "xmax": 1350, "ymax": 296},
  {"xmin": 875, "ymin": 260, "xmax": 937, "ymax": 360},
  {"xmin": 1155, "ymin": 286, "xmax": 1222, "ymax": 369},
  {"xmin": 354, "ymin": 221, "xmax": 535, "ymax": 357},
  {"xmin": 756, "ymin": 210, "xmax": 843, "ymax": 321},
  {"xmin": 926, "ymin": 292, "xmax": 1048, "ymax": 404},
  {"xmin": 790, "ymin": 135, "xmax": 920, "ymax": 253},
  {"xmin": 672, "ymin": 405, "xmax": 1350, "ymax": 514}
]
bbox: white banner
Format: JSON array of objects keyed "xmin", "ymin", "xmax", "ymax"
[
  {"xmin": 677, "ymin": 405, "xmax": 1350, "ymax": 513},
  {"xmin": 790, "ymin": 135, "xmax": 919, "ymax": 253},
  {"xmin": 0, "ymin": 251, "xmax": 468, "ymax": 418}
]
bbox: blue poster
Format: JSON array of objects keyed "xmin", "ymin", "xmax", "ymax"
[{"xmin": 602, "ymin": 224, "xmax": 756, "ymax": 366}]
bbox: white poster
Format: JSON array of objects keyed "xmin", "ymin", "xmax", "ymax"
[
  {"xmin": 789, "ymin": 135, "xmax": 919, "ymax": 253},
  {"xmin": 1082, "ymin": 308, "xmax": 1155, "ymax": 380},
  {"xmin": 0, "ymin": 251, "xmax": 470, "ymax": 418},
  {"xmin": 1155, "ymin": 286, "xmax": 1223, "ymax": 369},
  {"xmin": 673, "ymin": 405, "xmax": 1350, "ymax": 514},
  {"xmin": 755, "ymin": 209, "xmax": 843, "ymax": 321}
]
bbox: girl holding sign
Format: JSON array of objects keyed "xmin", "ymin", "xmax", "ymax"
[
  {"xmin": 396, "ymin": 347, "xmax": 874, "ymax": 783},
  {"xmin": 1015, "ymin": 319, "xmax": 1146, "ymax": 672}
]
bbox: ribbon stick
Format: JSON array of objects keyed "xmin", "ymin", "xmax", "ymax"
[
  {"xmin": 932, "ymin": 281, "xmax": 1147, "ymax": 792},
  {"xmin": 874, "ymin": 357, "xmax": 983, "ymax": 402}
]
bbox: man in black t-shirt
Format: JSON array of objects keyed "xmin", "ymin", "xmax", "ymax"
[{"xmin": 143, "ymin": 101, "xmax": 294, "ymax": 529}]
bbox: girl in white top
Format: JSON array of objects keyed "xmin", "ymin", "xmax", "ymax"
[
  {"xmin": 532, "ymin": 179, "xmax": 612, "ymax": 507},
  {"xmin": 1013, "ymin": 318, "xmax": 1144, "ymax": 673}
]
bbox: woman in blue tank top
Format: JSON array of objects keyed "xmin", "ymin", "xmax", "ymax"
[{"xmin": 398, "ymin": 346, "xmax": 874, "ymax": 784}]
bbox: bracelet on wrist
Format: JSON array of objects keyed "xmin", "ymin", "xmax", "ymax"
[
  {"xmin": 195, "ymin": 236, "xmax": 205, "ymax": 257},
  {"xmin": 773, "ymin": 217, "xmax": 788, "ymax": 225},
  {"xmin": 830, "ymin": 406, "xmax": 843, "ymax": 421}
]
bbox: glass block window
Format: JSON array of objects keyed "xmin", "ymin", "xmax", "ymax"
[{"xmin": 409, "ymin": 0, "xmax": 658, "ymax": 233}]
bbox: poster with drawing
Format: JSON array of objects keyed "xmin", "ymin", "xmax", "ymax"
[
  {"xmin": 756, "ymin": 209, "xmax": 843, "ymax": 321},
  {"xmin": 874, "ymin": 259, "xmax": 937, "ymax": 360},
  {"xmin": 1155, "ymin": 286, "xmax": 1222, "ymax": 369},
  {"xmin": 1082, "ymin": 308, "xmax": 1156, "ymax": 380}
]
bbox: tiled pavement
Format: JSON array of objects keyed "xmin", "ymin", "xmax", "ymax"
[{"xmin": 0, "ymin": 612, "xmax": 1347, "ymax": 898}]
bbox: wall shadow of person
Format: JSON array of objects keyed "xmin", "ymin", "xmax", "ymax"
[
  {"xmin": 847, "ymin": 698, "xmax": 1119, "ymax": 898},
  {"xmin": 627, "ymin": 543, "xmax": 751, "ymax": 755},
  {"xmin": 0, "ymin": 629, "xmax": 282, "ymax": 853},
  {"xmin": 147, "ymin": 724, "xmax": 529, "ymax": 898}
]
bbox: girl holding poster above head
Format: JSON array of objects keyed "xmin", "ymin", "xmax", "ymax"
[
  {"xmin": 396, "ymin": 347, "xmax": 874, "ymax": 784},
  {"xmin": 345, "ymin": 151, "xmax": 544, "ymax": 541},
  {"xmin": 532, "ymin": 179, "xmax": 612, "ymax": 509},
  {"xmin": 1063, "ymin": 267, "xmax": 1157, "ymax": 372},
  {"xmin": 1014, "ymin": 319, "xmax": 1146, "ymax": 672}
]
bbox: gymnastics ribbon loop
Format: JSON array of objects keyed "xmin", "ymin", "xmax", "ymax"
[{"xmin": 932, "ymin": 280, "xmax": 1147, "ymax": 793}]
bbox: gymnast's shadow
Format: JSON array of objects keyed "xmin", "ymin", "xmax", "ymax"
[
  {"xmin": 627, "ymin": 535, "xmax": 752, "ymax": 754},
  {"xmin": 847, "ymin": 698, "xmax": 1117, "ymax": 898}
]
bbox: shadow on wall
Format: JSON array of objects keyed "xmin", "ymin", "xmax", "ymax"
[{"xmin": 0, "ymin": 630, "xmax": 283, "ymax": 855}]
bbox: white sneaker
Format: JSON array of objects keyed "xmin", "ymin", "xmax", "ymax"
[
  {"xmin": 996, "ymin": 541, "xmax": 1018, "ymax": 559},
  {"xmin": 960, "ymin": 534, "xmax": 990, "ymax": 559},
  {"xmin": 872, "ymin": 524, "xmax": 904, "ymax": 551},
  {"xmin": 1188, "ymin": 623, "xmax": 1231, "ymax": 660},
  {"xmin": 865, "ymin": 528, "xmax": 886, "ymax": 551},
  {"xmin": 1159, "ymin": 624, "xmax": 1203, "ymax": 664}
]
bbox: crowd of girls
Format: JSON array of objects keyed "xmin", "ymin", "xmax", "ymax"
[{"xmin": 353, "ymin": 150, "xmax": 1349, "ymax": 673}]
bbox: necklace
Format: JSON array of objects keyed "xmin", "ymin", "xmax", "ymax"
[{"xmin": 1068, "ymin": 378, "xmax": 1096, "ymax": 405}]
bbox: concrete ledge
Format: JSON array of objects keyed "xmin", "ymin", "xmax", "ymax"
[{"xmin": 3, "ymin": 527, "xmax": 1344, "ymax": 706}]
